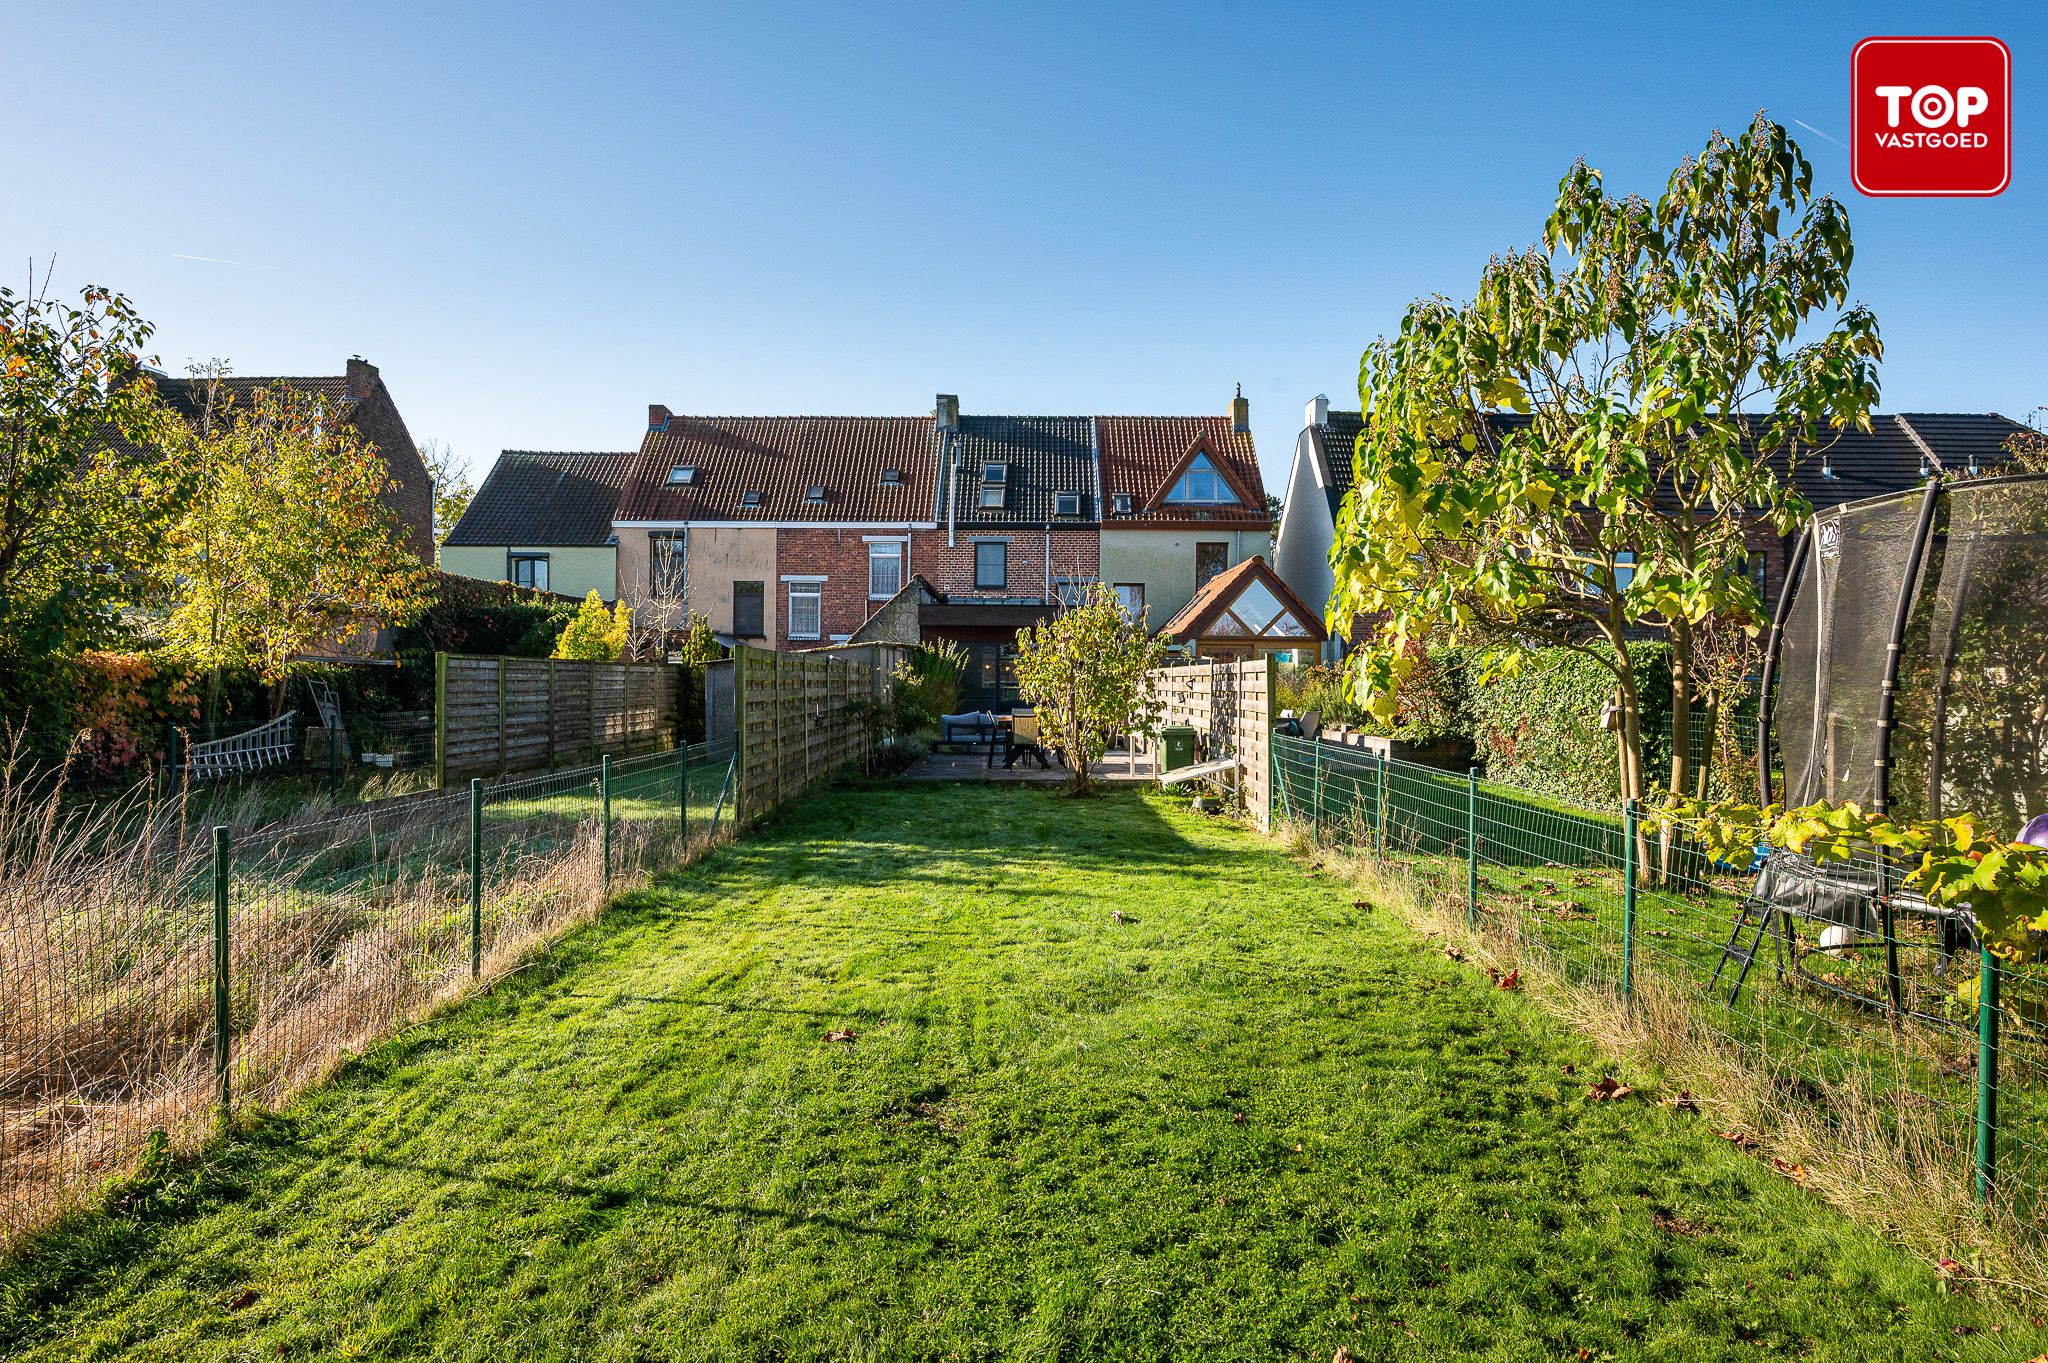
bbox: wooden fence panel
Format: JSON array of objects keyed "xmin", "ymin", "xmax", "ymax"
[
  {"xmin": 731, "ymin": 644, "xmax": 902, "ymax": 825},
  {"xmin": 434, "ymin": 652, "xmax": 680, "ymax": 786},
  {"xmin": 1144, "ymin": 657, "xmax": 1276, "ymax": 831}
]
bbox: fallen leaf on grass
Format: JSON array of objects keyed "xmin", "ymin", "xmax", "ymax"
[
  {"xmin": 1771, "ymin": 1157, "xmax": 1810, "ymax": 1186},
  {"xmin": 1561, "ymin": 1063, "xmax": 1576, "ymax": 1076},
  {"xmin": 1937, "ymin": 1256, "xmax": 1965, "ymax": 1277},
  {"xmin": 226, "ymin": 1289, "xmax": 258, "ymax": 1311},
  {"xmin": 1587, "ymin": 1077, "xmax": 1633, "ymax": 1102},
  {"xmin": 825, "ymin": 1029, "xmax": 857, "ymax": 1044},
  {"xmin": 1351, "ymin": 900, "xmax": 1372, "ymax": 912},
  {"xmin": 1718, "ymin": 1129, "xmax": 1759, "ymax": 1150},
  {"xmin": 1443, "ymin": 946, "xmax": 1465, "ymax": 962},
  {"xmin": 1663, "ymin": 1090, "xmax": 1700, "ymax": 1114},
  {"xmin": 1232, "ymin": 1111, "xmax": 1246, "ymax": 1125},
  {"xmin": 1334, "ymin": 1348, "xmax": 1356, "ymax": 1363},
  {"xmin": 1495, "ymin": 968, "xmax": 1522, "ymax": 991}
]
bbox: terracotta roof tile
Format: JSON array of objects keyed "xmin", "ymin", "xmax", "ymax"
[
  {"xmin": 1098, "ymin": 416, "xmax": 1268, "ymax": 529},
  {"xmin": 1162, "ymin": 555, "xmax": 1326, "ymax": 642},
  {"xmin": 617, "ymin": 415, "xmax": 937, "ymax": 522}
]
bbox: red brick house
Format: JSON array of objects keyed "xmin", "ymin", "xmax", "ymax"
[{"xmin": 605, "ymin": 392, "xmax": 1269, "ymax": 707}]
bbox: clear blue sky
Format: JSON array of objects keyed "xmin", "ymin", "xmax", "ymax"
[{"xmin": 8, "ymin": 1, "xmax": 2042, "ymax": 492}]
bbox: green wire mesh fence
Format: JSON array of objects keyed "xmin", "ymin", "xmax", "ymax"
[
  {"xmin": 1, "ymin": 738, "xmax": 740, "ymax": 1253},
  {"xmin": 1272, "ymin": 732, "xmax": 2048, "ymax": 1234}
]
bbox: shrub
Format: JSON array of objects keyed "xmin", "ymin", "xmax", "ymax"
[
  {"xmin": 892, "ymin": 642, "xmax": 967, "ymax": 733},
  {"xmin": 1464, "ymin": 642, "xmax": 1673, "ymax": 807}
]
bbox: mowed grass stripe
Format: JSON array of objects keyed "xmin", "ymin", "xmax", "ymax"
[{"xmin": 1, "ymin": 782, "xmax": 2038, "ymax": 1361}]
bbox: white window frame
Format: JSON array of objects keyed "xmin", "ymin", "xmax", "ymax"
[
  {"xmin": 1165, "ymin": 454, "xmax": 1231, "ymax": 505},
  {"xmin": 868, "ymin": 540, "xmax": 905, "ymax": 599},
  {"xmin": 786, "ymin": 579, "xmax": 823, "ymax": 640},
  {"xmin": 1056, "ymin": 492, "xmax": 1081, "ymax": 516},
  {"xmin": 649, "ymin": 532, "xmax": 687, "ymax": 600},
  {"xmin": 1113, "ymin": 582, "xmax": 1145, "ymax": 619}
]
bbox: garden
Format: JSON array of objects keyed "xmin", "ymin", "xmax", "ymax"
[{"xmin": 3, "ymin": 782, "xmax": 2039, "ymax": 1361}]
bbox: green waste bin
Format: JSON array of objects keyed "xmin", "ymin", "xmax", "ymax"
[{"xmin": 1160, "ymin": 725, "xmax": 1198, "ymax": 773}]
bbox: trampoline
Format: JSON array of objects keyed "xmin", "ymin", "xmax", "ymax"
[{"xmin": 1727, "ymin": 473, "xmax": 2048, "ymax": 1018}]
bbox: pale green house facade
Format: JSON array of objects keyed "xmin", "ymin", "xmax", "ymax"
[{"xmin": 440, "ymin": 451, "xmax": 633, "ymax": 602}]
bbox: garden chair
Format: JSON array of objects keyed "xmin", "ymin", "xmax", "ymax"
[{"xmin": 990, "ymin": 711, "xmax": 1056, "ymax": 769}]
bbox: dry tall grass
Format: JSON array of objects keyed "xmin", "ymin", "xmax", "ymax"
[
  {"xmin": 1277, "ymin": 816, "xmax": 2048, "ymax": 1302},
  {"xmin": 0, "ymin": 741, "xmax": 733, "ymax": 1255}
]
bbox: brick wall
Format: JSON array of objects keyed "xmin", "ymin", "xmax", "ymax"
[
  {"xmin": 775, "ymin": 528, "xmax": 912, "ymax": 643},
  {"xmin": 909, "ymin": 528, "xmax": 1099, "ymax": 602},
  {"xmin": 344, "ymin": 358, "xmax": 436, "ymax": 559}
]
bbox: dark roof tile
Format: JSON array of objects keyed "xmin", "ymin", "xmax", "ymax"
[
  {"xmin": 445, "ymin": 451, "xmax": 634, "ymax": 547},
  {"xmin": 618, "ymin": 416, "xmax": 936, "ymax": 522}
]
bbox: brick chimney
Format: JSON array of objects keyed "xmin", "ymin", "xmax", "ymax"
[
  {"xmin": 648, "ymin": 403, "xmax": 672, "ymax": 432},
  {"xmin": 1230, "ymin": 384, "xmax": 1250, "ymax": 434},
  {"xmin": 344, "ymin": 355, "xmax": 379, "ymax": 400},
  {"xmin": 1305, "ymin": 394, "xmax": 1329, "ymax": 429},
  {"xmin": 935, "ymin": 394, "xmax": 959, "ymax": 430}
]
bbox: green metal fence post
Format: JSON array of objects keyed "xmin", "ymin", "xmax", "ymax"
[
  {"xmin": 1465, "ymin": 768, "xmax": 1478, "ymax": 927},
  {"xmin": 601, "ymin": 754, "xmax": 613, "ymax": 889},
  {"xmin": 1376, "ymin": 754, "xmax": 1388, "ymax": 857},
  {"xmin": 329, "ymin": 720, "xmax": 341, "ymax": 803},
  {"xmin": 1312, "ymin": 742, "xmax": 1324, "ymax": 845},
  {"xmin": 469, "ymin": 778, "xmax": 484, "ymax": 978},
  {"xmin": 679, "ymin": 739, "xmax": 690, "ymax": 858},
  {"xmin": 1622, "ymin": 799, "xmax": 1640, "ymax": 1000},
  {"xmin": 211, "ymin": 825, "xmax": 232, "ymax": 1116},
  {"xmin": 1977, "ymin": 947, "xmax": 2001, "ymax": 1202}
]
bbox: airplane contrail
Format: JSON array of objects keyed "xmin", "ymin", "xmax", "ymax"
[
  {"xmin": 1793, "ymin": 119, "xmax": 1848, "ymax": 149},
  {"xmin": 171, "ymin": 252, "xmax": 273, "ymax": 268}
]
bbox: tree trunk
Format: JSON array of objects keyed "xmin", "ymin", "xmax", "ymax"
[{"xmin": 1657, "ymin": 621, "xmax": 1697, "ymax": 884}]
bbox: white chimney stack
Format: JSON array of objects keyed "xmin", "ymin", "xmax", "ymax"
[{"xmin": 1305, "ymin": 394, "xmax": 1330, "ymax": 429}]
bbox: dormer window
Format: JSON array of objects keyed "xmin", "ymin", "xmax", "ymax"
[
  {"xmin": 806, "ymin": 485, "xmax": 827, "ymax": 504},
  {"xmin": 740, "ymin": 489, "xmax": 763, "ymax": 509},
  {"xmin": 1056, "ymin": 492, "xmax": 1081, "ymax": 517},
  {"xmin": 881, "ymin": 467, "xmax": 903, "ymax": 486},
  {"xmin": 980, "ymin": 463, "xmax": 1008, "ymax": 510},
  {"xmin": 1165, "ymin": 453, "xmax": 1234, "ymax": 504},
  {"xmin": 1112, "ymin": 492, "xmax": 1135, "ymax": 515},
  {"xmin": 666, "ymin": 466, "xmax": 697, "ymax": 486}
]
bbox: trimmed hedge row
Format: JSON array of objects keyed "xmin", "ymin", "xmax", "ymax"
[{"xmin": 1279, "ymin": 642, "xmax": 1752, "ymax": 807}]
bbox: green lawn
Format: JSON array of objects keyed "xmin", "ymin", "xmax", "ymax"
[{"xmin": 3, "ymin": 782, "xmax": 2040, "ymax": 1361}]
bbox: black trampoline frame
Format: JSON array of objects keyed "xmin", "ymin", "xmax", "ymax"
[{"xmin": 1746, "ymin": 471, "xmax": 2048, "ymax": 1025}]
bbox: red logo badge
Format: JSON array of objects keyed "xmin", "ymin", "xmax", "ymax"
[{"xmin": 1852, "ymin": 37, "xmax": 2010, "ymax": 196}]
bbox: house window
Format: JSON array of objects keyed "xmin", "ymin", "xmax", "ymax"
[
  {"xmin": 733, "ymin": 581, "xmax": 765, "ymax": 637},
  {"xmin": 509, "ymin": 553, "xmax": 549, "ymax": 592},
  {"xmin": 1196, "ymin": 541, "xmax": 1229, "ymax": 588},
  {"xmin": 974, "ymin": 541, "xmax": 1007, "ymax": 590},
  {"xmin": 869, "ymin": 541, "xmax": 905, "ymax": 599},
  {"xmin": 1745, "ymin": 550, "xmax": 1770, "ymax": 602},
  {"xmin": 1165, "ymin": 453, "xmax": 1233, "ymax": 504},
  {"xmin": 980, "ymin": 463, "xmax": 1008, "ymax": 510},
  {"xmin": 1112, "ymin": 492, "xmax": 1135, "ymax": 515},
  {"xmin": 806, "ymin": 485, "xmax": 827, "ymax": 504},
  {"xmin": 741, "ymin": 489, "xmax": 763, "ymax": 509},
  {"xmin": 1054, "ymin": 575, "xmax": 1089, "ymax": 608},
  {"xmin": 650, "ymin": 533, "xmax": 687, "ymax": 599},
  {"xmin": 787, "ymin": 581, "xmax": 822, "ymax": 640},
  {"xmin": 1114, "ymin": 582, "xmax": 1145, "ymax": 619},
  {"xmin": 1056, "ymin": 492, "xmax": 1082, "ymax": 517},
  {"xmin": 666, "ymin": 466, "xmax": 696, "ymax": 486},
  {"xmin": 1613, "ymin": 550, "xmax": 1637, "ymax": 595},
  {"xmin": 881, "ymin": 467, "xmax": 903, "ymax": 486}
]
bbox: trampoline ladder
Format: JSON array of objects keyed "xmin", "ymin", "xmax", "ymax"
[{"xmin": 1711, "ymin": 899, "xmax": 1778, "ymax": 1005}]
